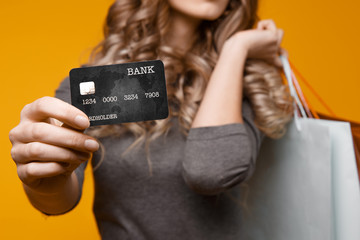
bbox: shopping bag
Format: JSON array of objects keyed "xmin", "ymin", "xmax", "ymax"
[
  {"xmin": 317, "ymin": 113, "xmax": 360, "ymax": 182},
  {"xmin": 320, "ymin": 119, "xmax": 360, "ymax": 240},
  {"xmin": 288, "ymin": 61, "xmax": 360, "ymax": 179},
  {"xmin": 241, "ymin": 56, "xmax": 360, "ymax": 239},
  {"xmin": 241, "ymin": 118, "xmax": 360, "ymax": 240},
  {"xmin": 241, "ymin": 119, "xmax": 331, "ymax": 240}
]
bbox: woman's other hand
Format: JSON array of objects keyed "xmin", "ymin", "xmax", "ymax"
[{"xmin": 224, "ymin": 19, "xmax": 286, "ymax": 67}]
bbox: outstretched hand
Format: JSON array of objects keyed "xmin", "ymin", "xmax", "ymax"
[{"xmin": 9, "ymin": 97, "xmax": 99, "ymax": 194}]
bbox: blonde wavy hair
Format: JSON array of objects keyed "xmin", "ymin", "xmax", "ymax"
[{"xmin": 86, "ymin": 0, "xmax": 293, "ymax": 170}]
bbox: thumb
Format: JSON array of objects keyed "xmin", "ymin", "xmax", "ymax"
[{"xmin": 273, "ymin": 56, "xmax": 283, "ymax": 68}]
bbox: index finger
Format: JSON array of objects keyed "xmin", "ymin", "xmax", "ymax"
[{"xmin": 21, "ymin": 96, "xmax": 90, "ymax": 130}]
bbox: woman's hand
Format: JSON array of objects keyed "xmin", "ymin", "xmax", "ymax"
[
  {"xmin": 9, "ymin": 97, "xmax": 99, "ymax": 195},
  {"xmin": 224, "ymin": 19, "xmax": 286, "ymax": 67}
]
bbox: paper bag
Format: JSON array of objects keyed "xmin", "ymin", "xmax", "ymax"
[{"xmin": 241, "ymin": 118, "xmax": 360, "ymax": 240}]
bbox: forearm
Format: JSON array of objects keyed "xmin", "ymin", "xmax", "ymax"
[
  {"xmin": 191, "ymin": 40, "xmax": 248, "ymax": 128},
  {"xmin": 23, "ymin": 171, "xmax": 80, "ymax": 215}
]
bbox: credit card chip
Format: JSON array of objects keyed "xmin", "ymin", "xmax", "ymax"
[{"xmin": 79, "ymin": 81, "xmax": 95, "ymax": 95}]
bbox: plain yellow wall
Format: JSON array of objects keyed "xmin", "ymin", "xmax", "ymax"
[{"xmin": 1, "ymin": 0, "xmax": 359, "ymax": 239}]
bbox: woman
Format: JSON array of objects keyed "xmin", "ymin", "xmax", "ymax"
[{"xmin": 9, "ymin": 0, "xmax": 293, "ymax": 239}]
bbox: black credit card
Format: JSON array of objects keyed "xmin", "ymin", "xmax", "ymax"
[{"xmin": 69, "ymin": 60, "xmax": 169, "ymax": 126}]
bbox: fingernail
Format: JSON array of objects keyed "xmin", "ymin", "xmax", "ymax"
[
  {"xmin": 75, "ymin": 115, "xmax": 90, "ymax": 128},
  {"xmin": 85, "ymin": 139, "xmax": 99, "ymax": 151}
]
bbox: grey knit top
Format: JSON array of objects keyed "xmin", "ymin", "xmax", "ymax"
[{"xmin": 55, "ymin": 77, "xmax": 264, "ymax": 239}]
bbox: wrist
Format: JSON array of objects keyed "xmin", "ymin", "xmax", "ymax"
[{"xmin": 222, "ymin": 32, "xmax": 249, "ymax": 59}]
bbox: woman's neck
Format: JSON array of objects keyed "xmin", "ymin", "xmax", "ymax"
[{"xmin": 165, "ymin": 9, "xmax": 201, "ymax": 53}]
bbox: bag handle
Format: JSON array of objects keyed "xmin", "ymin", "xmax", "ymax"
[
  {"xmin": 288, "ymin": 60, "xmax": 337, "ymax": 118},
  {"xmin": 280, "ymin": 55, "xmax": 308, "ymax": 131},
  {"xmin": 290, "ymin": 71, "xmax": 316, "ymax": 118},
  {"xmin": 280, "ymin": 55, "xmax": 307, "ymax": 118}
]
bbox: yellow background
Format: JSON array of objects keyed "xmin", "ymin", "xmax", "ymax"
[{"xmin": 1, "ymin": 0, "xmax": 359, "ymax": 239}]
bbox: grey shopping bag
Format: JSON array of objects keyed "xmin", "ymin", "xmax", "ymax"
[{"xmin": 241, "ymin": 118, "xmax": 360, "ymax": 240}]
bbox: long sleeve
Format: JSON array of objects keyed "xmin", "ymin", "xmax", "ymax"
[{"xmin": 182, "ymin": 98, "xmax": 264, "ymax": 195}]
